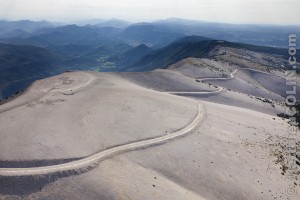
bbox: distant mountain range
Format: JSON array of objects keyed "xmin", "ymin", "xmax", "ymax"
[
  {"xmin": 1, "ymin": 18, "xmax": 300, "ymax": 47},
  {"xmin": 0, "ymin": 18, "xmax": 299, "ymax": 99}
]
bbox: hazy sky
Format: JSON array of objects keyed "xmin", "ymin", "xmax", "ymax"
[{"xmin": 0, "ymin": 0, "xmax": 299, "ymax": 25}]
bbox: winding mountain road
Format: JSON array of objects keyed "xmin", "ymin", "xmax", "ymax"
[
  {"xmin": 168, "ymin": 69, "xmax": 238, "ymax": 95},
  {"xmin": 168, "ymin": 68, "xmax": 273, "ymax": 95},
  {"xmin": 0, "ymin": 101, "xmax": 206, "ymax": 177},
  {"xmin": 0, "ymin": 67, "xmax": 273, "ymax": 177}
]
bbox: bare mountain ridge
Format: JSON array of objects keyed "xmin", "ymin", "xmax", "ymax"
[{"xmin": 0, "ymin": 68, "xmax": 298, "ymax": 199}]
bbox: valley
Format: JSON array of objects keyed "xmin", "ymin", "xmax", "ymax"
[{"xmin": 0, "ymin": 18, "xmax": 300, "ymax": 200}]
